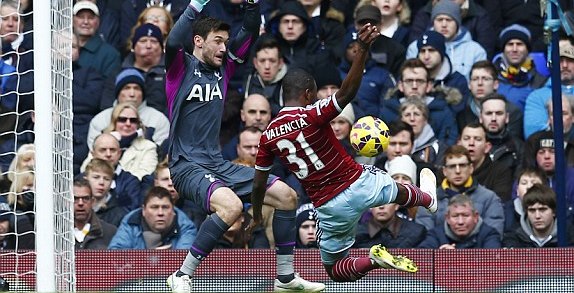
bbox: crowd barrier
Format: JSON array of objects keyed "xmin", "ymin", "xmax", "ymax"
[{"xmin": 1, "ymin": 248, "xmax": 574, "ymax": 292}]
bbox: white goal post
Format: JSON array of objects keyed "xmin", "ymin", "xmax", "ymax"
[{"xmin": 34, "ymin": 0, "xmax": 75, "ymax": 292}]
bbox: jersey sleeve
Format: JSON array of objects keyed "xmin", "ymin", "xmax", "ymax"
[
  {"xmin": 304, "ymin": 95, "xmax": 343, "ymax": 126},
  {"xmin": 254, "ymin": 137, "xmax": 274, "ymax": 171}
]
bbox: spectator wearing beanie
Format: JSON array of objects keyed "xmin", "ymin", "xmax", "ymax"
[
  {"xmin": 295, "ymin": 203, "xmax": 318, "ymax": 249},
  {"xmin": 338, "ymin": 27, "xmax": 395, "ymax": 118},
  {"xmin": 416, "ymin": 30, "xmax": 470, "ymax": 114},
  {"xmin": 409, "ymin": 0, "xmax": 495, "ymax": 59},
  {"xmin": 103, "ymin": 23, "xmax": 169, "ymax": 116},
  {"xmin": 87, "ymin": 68, "xmax": 170, "ymax": 155},
  {"xmin": 492, "ymin": 24, "xmax": 547, "ymax": 112},
  {"xmin": 406, "ymin": 0, "xmax": 487, "ymax": 81}
]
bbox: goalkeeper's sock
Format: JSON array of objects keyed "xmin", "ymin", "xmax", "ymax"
[
  {"xmin": 179, "ymin": 213, "xmax": 229, "ymax": 276},
  {"xmin": 398, "ymin": 183, "xmax": 432, "ymax": 208}
]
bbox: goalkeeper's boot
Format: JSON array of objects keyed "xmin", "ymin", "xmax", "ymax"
[
  {"xmin": 167, "ymin": 271, "xmax": 192, "ymax": 293},
  {"xmin": 369, "ymin": 244, "xmax": 418, "ymax": 273},
  {"xmin": 420, "ymin": 168, "xmax": 438, "ymax": 213},
  {"xmin": 273, "ymin": 273, "xmax": 326, "ymax": 292}
]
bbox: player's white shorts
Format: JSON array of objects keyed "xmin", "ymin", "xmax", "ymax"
[{"xmin": 315, "ymin": 165, "xmax": 398, "ymax": 265}]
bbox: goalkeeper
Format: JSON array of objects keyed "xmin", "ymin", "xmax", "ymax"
[{"xmin": 164, "ymin": 0, "xmax": 324, "ymax": 292}]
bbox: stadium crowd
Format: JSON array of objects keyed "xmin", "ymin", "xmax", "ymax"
[{"xmin": 2, "ymin": 0, "xmax": 574, "ymax": 251}]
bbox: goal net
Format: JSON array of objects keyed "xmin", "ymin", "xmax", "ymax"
[{"xmin": 0, "ymin": 0, "xmax": 75, "ymax": 291}]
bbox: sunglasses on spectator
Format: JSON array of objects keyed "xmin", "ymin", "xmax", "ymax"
[{"xmin": 117, "ymin": 117, "xmax": 139, "ymax": 124}]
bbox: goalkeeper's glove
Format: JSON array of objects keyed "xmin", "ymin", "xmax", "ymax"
[
  {"xmin": 189, "ymin": 0, "xmax": 210, "ymax": 12},
  {"xmin": 245, "ymin": 0, "xmax": 259, "ymax": 4}
]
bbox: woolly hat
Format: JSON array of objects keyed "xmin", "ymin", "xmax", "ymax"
[
  {"xmin": 387, "ymin": 155, "xmax": 417, "ymax": 183},
  {"xmin": 532, "ymin": 131, "xmax": 555, "ymax": 153},
  {"xmin": 115, "ymin": 68, "xmax": 145, "ymax": 99},
  {"xmin": 417, "ymin": 30, "xmax": 446, "ymax": 59},
  {"xmin": 313, "ymin": 63, "xmax": 342, "ymax": 89},
  {"xmin": 355, "ymin": 5, "xmax": 382, "ymax": 24},
  {"xmin": 132, "ymin": 23, "xmax": 164, "ymax": 49},
  {"xmin": 499, "ymin": 24, "xmax": 531, "ymax": 51},
  {"xmin": 0, "ymin": 202, "xmax": 11, "ymax": 222},
  {"xmin": 431, "ymin": 0, "xmax": 461, "ymax": 29},
  {"xmin": 295, "ymin": 203, "xmax": 316, "ymax": 229},
  {"xmin": 337, "ymin": 105, "xmax": 355, "ymax": 125}
]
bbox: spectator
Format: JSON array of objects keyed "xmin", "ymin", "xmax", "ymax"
[
  {"xmin": 73, "ymin": 177, "xmax": 117, "ymax": 249},
  {"xmin": 400, "ymin": 98, "xmax": 447, "ymax": 169},
  {"xmin": 233, "ymin": 127, "xmax": 263, "ymax": 167},
  {"xmin": 108, "ymin": 186, "xmax": 198, "ymax": 249},
  {"xmin": 0, "ymin": 202, "xmax": 34, "ymax": 250},
  {"xmin": 493, "ymin": 24, "xmax": 547, "ymax": 112},
  {"xmin": 386, "ymin": 154, "xmax": 420, "ymax": 219},
  {"xmin": 503, "ymin": 184, "xmax": 574, "ymax": 247},
  {"xmin": 382, "ymin": 58, "xmax": 459, "ymax": 146},
  {"xmin": 356, "ymin": 0, "xmax": 411, "ymax": 47},
  {"xmin": 523, "ymin": 130, "xmax": 574, "ymax": 219},
  {"xmin": 92, "ymin": 0, "xmax": 122, "ymax": 51},
  {"xmin": 87, "ymin": 68, "xmax": 170, "ymax": 151},
  {"xmin": 84, "ymin": 158, "xmax": 128, "ymax": 227},
  {"xmin": 126, "ymin": 5, "xmax": 174, "ymax": 50},
  {"xmin": 112, "ymin": 23, "xmax": 168, "ymax": 115},
  {"xmin": 295, "ymin": 203, "xmax": 318, "ymax": 249},
  {"xmin": 505, "ymin": 168, "xmax": 546, "ymax": 232},
  {"xmin": 457, "ymin": 122, "xmax": 513, "ymax": 202},
  {"xmin": 6, "ymin": 168, "xmax": 34, "ymax": 224},
  {"xmin": 119, "ymin": 0, "xmax": 187, "ymax": 53},
  {"xmin": 243, "ymin": 35, "xmax": 288, "ymax": 116},
  {"xmin": 222, "ymin": 94, "xmax": 271, "ymax": 161},
  {"xmin": 416, "ymin": 145, "xmax": 505, "ymax": 236},
  {"xmin": 338, "ymin": 26, "xmax": 395, "ymax": 118},
  {"xmin": 479, "ymin": 94, "xmax": 524, "ymax": 177},
  {"xmin": 265, "ymin": 1, "xmax": 334, "ymax": 72},
  {"xmin": 416, "ymin": 30, "xmax": 470, "ymax": 114},
  {"xmin": 297, "ymin": 0, "xmax": 346, "ymax": 59},
  {"xmin": 500, "ymin": 0, "xmax": 546, "ymax": 53},
  {"xmin": 86, "ymin": 134, "xmax": 142, "ymax": 210},
  {"xmin": 350, "ymin": 4, "xmax": 406, "ymax": 76},
  {"xmin": 418, "ymin": 194, "xmax": 501, "ymax": 249},
  {"xmin": 73, "ymin": 1, "xmax": 121, "ymax": 78},
  {"xmin": 546, "ymin": 95, "xmax": 574, "ymax": 167},
  {"xmin": 457, "ymin": 61, "xmax": 524, "ymax": 139},
  {"xmin": 406, "ymin": 0, "xmax": 487, "ymax": 80},
  {"xmin": 151, "ymin": 158, "xmax": 206, "ymax": 230},
  {"xmin": 82, "ymin": 102, "xmax": 158, "ymax": 180},
  {"xmin": 72, "ymin": 32, "xmax": 105, "ymax": 175},
  {"xmin": 374, "ymin": 121, "xmax": 437, "ymax": 180},
  {"xmin": 409, "ymin": 0, "xmax": 494, "ymax": 59},
  {"xmin": 355, "ymin": 156, "xmax": 427, "ymax": 249},
  {"xmin": 6, "ymin": 144, "xmax": 35, "ymax": 182},
  {"xmin": 524, "ymin": 37, "xmax": 574, "ymax": 138}
]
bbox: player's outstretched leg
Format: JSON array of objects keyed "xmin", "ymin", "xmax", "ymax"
[
  {"xmin": 395, "ymin": 168, "xmax": 437, "ymax": 213},
  {"xmin": 369, "ymin": 244, "xmax": 418, "ymax": 273}
]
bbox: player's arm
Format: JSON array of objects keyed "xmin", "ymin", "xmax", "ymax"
[
  {"xmin": 165, "ymin": 0, "xmax": 208, "ymax": 69},
  {"xmin": 334, "ymin": 24, "xmax": 379, "ymax": 109},
  {"xmin": 251, "ymin": 169, "xmax": 269, "ymax": 225},
  {"xmin": 226, "ymin": 0, "xmax": 261, "ymax": 65}
]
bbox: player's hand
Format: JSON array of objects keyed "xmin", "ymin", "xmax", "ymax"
[
  {"xmin": 356, "ymin": 23, "xmax": 379, "ymax": 50},
  {"xmin": 245, "ymin": 212, "xmax": 262, "ymax": 236}
]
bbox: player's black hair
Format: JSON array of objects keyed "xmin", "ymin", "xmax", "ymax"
[
  {"xmin": 192, "ymin": 16, "xmax": 230, "ymax": 40},
  {"xmin": 282, "ymin": 68, "xmax": 316, "ymax": 103}
]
